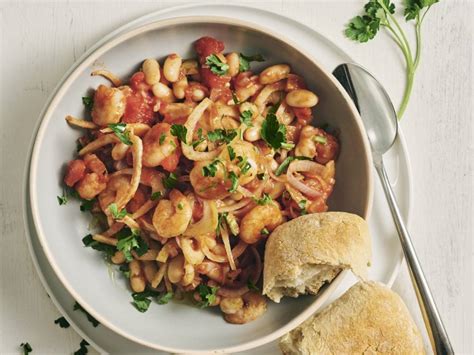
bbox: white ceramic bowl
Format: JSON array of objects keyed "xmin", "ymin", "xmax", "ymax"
[{"xmin": 29, "ymin": 16, "xmax": 373, "ymax": 353}]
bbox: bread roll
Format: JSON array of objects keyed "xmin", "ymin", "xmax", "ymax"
[
  {"xmin": 280, "ymin": 281, "xmax": 425, "ymax": 354},
  {"xmin": 263, "ymin": 212, "xmax": 371, "ymax": 302}
]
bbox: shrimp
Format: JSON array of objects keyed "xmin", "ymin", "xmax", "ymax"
[
  {"xmin": 295, "ymin": 126, "xmax": 339, "ymax": 164},
  {"xmin": 221, "ymin": 141, "xmax": 259, "ymax": 186},
  {"xmin": 91, "ymin": 84, "xmax": 126, "ymax": 126},
  {"xmin": 98, "ymin": 174, "xmax": 130, "ymax": 213},
  {"xmin": 196, "ymin": 260, "xmax": 229, "ymax": 284},
  {"xmin": 222, "ymin": 292, "xmax": 267, "ymax": 324},
  {"xmin": 142, "ymin": 122, "xmax": 181, "ymax": 172},
  {"xmin": 239, "ymin": 203, "xmax": 284, "ymax": 244},
  {"xmin": 64, "ymin": 154, "xmax": 108, "ymax": 200},
  {"xmin": 152, "ymin": 189, "xmax": 192, "ymax": 238},
  {"xmin": 189, "ymin": 160, "xmax": 230, "ymax": 200}
]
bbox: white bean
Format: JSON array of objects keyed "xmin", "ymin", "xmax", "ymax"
[
  {"xmin": 163, "ymin": 53, "xmax": 182, "ymax": 82},
  {"xmin": 167, "ymin": 255, "xmax": 185, "ymax": 284},
  {"xmin": 226, "ymin": 52, "xmax": 240, "ymax": 77},
  {"xmin": 129, "ymin": 260, "xmax": 146, "ymax": 292},
  {"xmin": 285, "ymin": 89, "xmax": 319, "ymax": 108},
  {"xmin": 142, "ymin": 58, "xmax": 160, "ymax": 85},
  {"xmin": 172, "ymin": 74, "xmax": 188, "ymax": 99},
  {"xmin": 152, "ymin": 82, "xmax": 175, "ymax": 102},
  {"xmin": 259, "ymin": 64, "xmax": 290, "ymax": 85},
  {"xmin": 181, "ymin": 59, "xmax": 199, "ymax": 75}
]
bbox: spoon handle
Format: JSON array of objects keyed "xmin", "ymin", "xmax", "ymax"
[{"xmin": 375, "ymin": 160, "xmax": 454, "ymax": 355}]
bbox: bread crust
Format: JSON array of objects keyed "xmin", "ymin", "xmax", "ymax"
[
  {"xmin": 279, "ymin": 281, "xmax": 425, "ymax": 354},
  {"xmin": 263, "ymin": 212, "xmax": 371, "ymax": 302}
]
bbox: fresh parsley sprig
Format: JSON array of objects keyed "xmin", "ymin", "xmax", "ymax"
[
  {"xmin": 239, "ymin": 53, "xmax": 265, "ymax": 72},
  {"xmin": 116, "ymin": 228, "xmax": 148, "ymax": 262},
  {"xmin": 239, "ymin": 110, "xmax": 253, "ymax": 127},
  {"xmin": 207, "ymin": 129, "xmax": 237, "ymax": 144},
  {"xmin": 108, "ymin": 123, "xmax": 132, "ymax": 145},
  {"xmin": 196, "ymin": 284, "xmax": 219, "ymax": 308},
  {"xmin": 205, "ymin": 54, "xmax": 229, "ymax": 76},
  {"xmin": 345, "ymin": 0, "xmax": 439, "ymax": 118},
  {"xmin": 260, "ymin": 104, "xmax": 288, "ymax": 150},
  {"xmin": 170, "ymin": 124, "xmax": 188, "ymax": 144}
]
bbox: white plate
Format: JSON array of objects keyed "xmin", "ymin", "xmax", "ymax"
[{"xmin": 23, "ymin": 4, "xmax": 412, "ymax": 354}]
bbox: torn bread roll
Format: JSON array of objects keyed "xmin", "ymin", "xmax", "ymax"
[
  {"xmin": 263, "ymin": 212, "xmax": 371, "ymax": 303},
  {"xmin": 280, "ymin": 281, "xmax": 425, "ymax": 354}
]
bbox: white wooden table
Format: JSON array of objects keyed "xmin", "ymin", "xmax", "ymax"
[{"xmin": 0, "ymin": 1, "xmax": 472, "ymax": 354}]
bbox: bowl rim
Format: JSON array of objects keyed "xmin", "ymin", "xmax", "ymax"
[{"xmin": 29, "ymin": 15, "xmax": 373, "ymax": 353}]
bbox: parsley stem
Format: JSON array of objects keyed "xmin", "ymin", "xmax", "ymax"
[{"xmin": 397, "ymin": 67, "xmax": 415, "ymax": 119}]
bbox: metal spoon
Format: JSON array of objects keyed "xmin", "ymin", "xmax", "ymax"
[{"xmin": 333, "ymin": 63, "xmax": 454, "ymax": 355}]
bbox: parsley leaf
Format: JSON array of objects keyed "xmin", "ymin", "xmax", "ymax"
[
  {"xmin": 404, "ymin": 0, "xmax": 438, "ymax": 21},
  {"xmin": 227, "ymin": 145, "xmax": 236, "ymax": 161},
  {"xmin": 159, "ymin": 133, "xmax": 166, "ymax": 145},
  {"xmin": 313, "ymin": 135, "xmax": 328, "ymax": 144},
  {"xmin": 54, "ymin": 316, "xmax": 70, "ymax": 328},
  {"xmin": 108, "ymin": 203, "xmax": 127, "ymax": 219},
  {"xmin": 73, "ymin": 302, "xmax": 100, "ymax": 327},
  {"xmin": 298, "ymin": 200, "xmax": 308, "ymax": 215},
  {"xmin": 119, "ymin": 263, "xmax": 130, "ymax": 278},
  {"xmin": 239, "ymin": 110, "xmax": 253, "ymax": 126},
  {"xmin": 232, "ymin": 92, "xmax": 242, "ymax": 104},
  {"xmin": 196, "ymin": 284, "xmax": 219, "ymax": 308},
  {"xmin": 57, "ymin": 195, "xmax": 68, "ymax": 205},
  {"xmin": 202, "ymin": 159, "xmax": 221, "ymax": 177},
  {"xmin": 82, "ymin": 96, "xmax": 94, "ymax": 111},
  {"xmin": 247, "ymin": 279, "xmax": 260, "ymax": 291},
  {"xmin": 108, "ymin": 123, "xmax": 132, "ymax": 145},
  {"xmin": 239, "ymin": 53, "xmax": 265, "ymax": 72},
  {"xmin": 157, "ymin": 291, "xmax": 174, "ymax": 305},
  {"xmin": 205, "ymin": 54, "xmax": 229, "ymax": 76},
  {"xmin": 20, "ymin": 342, "xmax": 32, "ymax": 355},
  {"xmin": 253, "ymin": 193, "xmax": 273, "ymax": 206},
  {"xmin": 236, "ymin": 156, "xmax": 251, "ymax": 174},
  {"xmin": 74, "ymin": 339, "xmax": 89, "ymax": 355},
  {"xmin": 80, "ymin": 198, "xmax": 96, "ymax": 212},
  {"xmin": 162, "ymin": 172, "xmax": 178, "ymax": 189},
  {"xmin": 82, "ymin": 234, "xmax": 116, "ymax": 257},
  {"xmin": 260, "ymin": 228, "xmax": 270, "ymax": 236},
  {"xmin": 150, "ymin": 191, "xmax": 163, "ymax": 201},
  {"xmin": 170, "ymin": 124, "xmax": 188, "ymax": 144},
  {"xmin": 274, "ymin": 156, "xmax": 312, "ymax": 176},
  {"xmin": 192, "ymin": 128, "xmax": 205, "ymax": 148},
  {"xmin": 116, "ymin": 228, "xmax": 148, "ymax": 262},
  {"xmin": 228, "ymin": 171, "xmax": 239, "ymax": 193},
  {"xmin": 207, "ymin": 129, "xmax": 237, "ymax": 144},
  {"xmin": 260, "ymin": 105, "xmax": 287, "ymax": 149}
]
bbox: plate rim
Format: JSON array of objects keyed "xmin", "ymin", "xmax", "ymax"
[{"xmin": 23, "ymin": 4, "xmax": 412, "ymax": 354}]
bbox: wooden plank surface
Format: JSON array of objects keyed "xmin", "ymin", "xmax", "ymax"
[{"xmin": 0, "ymin": 1, "xmax": 471, "ymax": 354}]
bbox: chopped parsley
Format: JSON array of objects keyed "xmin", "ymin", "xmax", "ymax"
[
  {"xmin": 74, "ymin": 339, "xmax": 89, "ymax": 355},
  {"xmin": 132, "ymin": 290, "xmax": 174, "ymax": 312},
  {"xmin": 239, "ymin": 53, "xmax": 265, "ymax": 72},
  {"xmin": 257, "ymin": 172, "xmax": 266, "ymax": 180},
  {"xmin": 216, "ymin": 212, "xmax": 228, "ymax": 234},
  {"xmin": 73, "ymin": 302, "xmax": 100, "ymax": 327},
  {"xmin": 162, "ymin": 172, "xmax": 178, "ymax": 189},
  {"xmin": 260, "ymin": 227, "xmax": 270, "ymax": 236},
  {"xmin": 177, "ymin": 202, "xmax": 184, "ymax": 210},
  {"xmin": 247, "ymin": 279, "xmax": 260, "ymax": 291},
  {"xmin": 20, "ymin": 342, "xmax": 32, "ymax": 355},
  {"xmin": 150, "ymin": 191, "xmax": 163, "ymax": 201},
  {"xmin": 227, "ymin": 145, "xmax": 236, "ymax": 161},
  {"xmin": 108, "ymin": 203, "xmax": 127, "ymax": 219},
  {"xmin": 274, "ymin": 156, "xmax": 312, "ymax": 176},
  {"xmin": 227, "ymin": 172, "xmax": 239, "ymax": 193},
  {"xmin": 196, "ymin": 284, "xmax": 219, "ymax": 308},
  {"xmin": 79, "ymin": 198, "xmax": 96, "ymax": 212},
  {"xmin": 119, "ymin": 263, "xmax": 130, "ymax": 278},
  {"xmin": 253, "ymin": 193, "xmax": 273, "ymax": 206},
  {"xmin": 82, "ymin": 96, "xmax": 94, "ymax": 111},
  {"xmin": 237, "ymin": 156, "xmax": 251, "ymax": 174},
  {"xmin": 281, "ymin": 142, "xmax": 295, "ymax": 150},
  {"xmin": 108, "ymin": 123, "xmax": 132, "ymax": 146},
  {"xmin": 313, "ymin": 135, "xmax": 327, "ymax": 144},
  {"xmin": 57, "ymin": 195, "xmax": 68, "ymax": 206},
  {"xmin": 205, "ymin": 54, "xmax": 229, "ymax": 76},
  {"xmin": 207, "ymin": 129, "xmax": 237, "ymax": 144},
  {"xmin": 260, "ymin": 104, "xmax": 287, "ymax": 150},
  {"xmin": 232, "ymin": 92, "xmax": 242, "ymax": 104},
  {"xmin": 54, "ymin": 316, "xmax": 70, "ymax": 328},
  {"xmin": 202, "ymin": 159, "xmax": 221, "ymax": 177},
  {"xmin": 298, "ymin": 200, "xmax": 308, "ymax": 215},
  {"xmin": 82, "ymin": 234, "xmax": 116, "ymax": 257},
  {"xmin": 116, "ymin": 228, "xmax": 148, "ymax": 262},
  {"xmin": 192, "ymin": 128, "xmax": 205, "ymax": 148},
  {"xmin": 239, "ymin": 110, "xmax": 253, "ymax": 126},
  {"xmin": 159, "ymin": 133, "xmax": 166, "ymax": 145},
  {"xmin": 170, "ymin": 124, "xmax": 188, "ymax": 144}
]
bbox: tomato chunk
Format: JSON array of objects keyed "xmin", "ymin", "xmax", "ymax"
[
  {"xmin": 200, "ymin": 67, "xmax": 231, "ymax": 90},
  {"xmin": 195, "ymin": 36, "xmax": 225, "ymax": 63}
]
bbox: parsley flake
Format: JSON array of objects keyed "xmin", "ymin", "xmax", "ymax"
[
  {"xmin": 239, "ymin": 53, "xmax": 265, "ymax": 72},
  {"xmin": 227, "ymin": 145, "xmax": 236, "ymax": 161},
  {"xmin": 196, "ymin": 284, "xmax": 219, "ymax": 308},
  {"xmin": 108, "ymin": 123, "xmax": 132, "ymax": 146},
  {"xmin": 150, "ymin": 191, "xmax": 163, "ymax": 201},
  {"xmin": 108, "ymin": 203, "xmax": 127, "ymax": 219},
  {"xmin": 228, "ymin": 171, "xmax": 239, "ymax": 193},
  {"xmin": 82, "ymin": 234, "xmax": 116, "ymax": 257},
  {"xmin": 74, "ymin": 339, "xmax": 89, "ymax": 355},
  {"xmin": 253, "ymin": 193, "xmax": 273, "ymax": 206},
  {"xmin": 159, "ymin": 133, "xmax": 166, "ymax": 145},
  {"xmin": 260, "ymin": 105, "xmax": 287, "ymax": 149},
  {"xmin": 239, "ymin": 110, "xmax": 253, "ymax": 126},
  {"xmin": 202, "ymin": 159, "xmax": 221, "ymax": 177},
  {"xmin": 313, "ymin": 135, "xmax": 327, "ymax": 144},
  {"xmin": 57, "ymin": 195, "xmax": 68, "ymax": 206},
  {"xmin": 82, "ymin": 96, "xmax": 94, "ymax": 111},
  {"xmin": 162, "ymin": 172, "xmax": 178, "ymax": 189},
  {"xmin": 116, "ymin": 228, "xmax": 148, "ymax": 262},
  {"xmin": 170, "ymin": 124, "xmax": 188, "ymax": 144},
  {"xmin": 207, "ymin": 129, "xmax": 237, "ymax": 144},
  {"xmin": 20, "ymin": 342, "xmax": 32, "ymax": 355},
  {"xmin": 247, "ymin": 279, "xmax": 260, "ymax": 291},
  {"xmin": 298, "ymin": 200, "xmax": 308, "ymax": 215},
  {"xmin": 54, "ymin": 316, "xmax": 70, "ymax": 328},
  {"xmin": 205, "ymin": 54, "xmax": 229, "ymax": 76}
]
